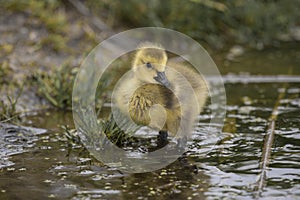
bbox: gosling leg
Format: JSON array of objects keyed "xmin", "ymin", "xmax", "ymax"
[{"xmin": 157, "ymin": 130, "xmax": 168, "ymax": 147}]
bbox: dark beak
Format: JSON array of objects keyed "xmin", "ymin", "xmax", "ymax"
[{"xmin": 154, "ymin": 71, "xmax": 170, "ymax": 87}]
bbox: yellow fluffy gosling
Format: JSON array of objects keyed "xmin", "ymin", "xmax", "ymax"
[{"xmin": 114, "ymin": 42, "xmax": 208, "ymax": 140}]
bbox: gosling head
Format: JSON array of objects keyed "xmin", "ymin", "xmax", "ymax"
[{"xmin": 132, "ymin": 43, "xmax": 170, "ymax": 87}]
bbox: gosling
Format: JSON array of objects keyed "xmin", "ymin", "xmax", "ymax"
[{"xmin": 114, "ymin": 42, "xmax": 208, "ymax": 142}]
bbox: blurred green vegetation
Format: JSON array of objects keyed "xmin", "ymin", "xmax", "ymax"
[
  {"xmin": 0, "ymin": 61, "xmax": 11, "ymax": 85},
  {"xmin": 32, "ymin": 58, "xmax": 126, "ymax": 110},
  {"xmin": 0, "ymin": 88, "xmax": 22, "ymax": 123},
  {"xmin": 2, "ymin": 0, "xmax": 69, "ymax": 52},
  {"xmin": 87, "ymin": 0, "xmax": 300, "ymax": 49},
  {"xmin": 2, "ymin": 0, "xmax": 300, "ymax": 51},
  {"xmin": 99, "ymin": 114, "xmax": 137, "ymax": 147},
  {"xmin": 3, "ymin": 0, "xmax": 67, "ymax": 33},
  {"xmin": 63, "ymin": 113, "xmax": 153, "ymax": 151},
  {"xmin": 33, "ymin": 63, "xmax": 77, "ymax": 110}
]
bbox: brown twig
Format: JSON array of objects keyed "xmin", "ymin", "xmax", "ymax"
[{"xmin": 254, "ymin": 67, "xmax": 292, "ymax": 197}]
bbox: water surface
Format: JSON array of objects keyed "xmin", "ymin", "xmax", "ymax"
[{"xmin": 0, "ymin": 47, "xmax": 300, "ymax": 199}]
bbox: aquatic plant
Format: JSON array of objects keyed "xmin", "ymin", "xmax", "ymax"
[
  {"xmin": 99, "ymin": 114, "xmax": 139, "ymax": 147},
  {"xmin": 0, "ymin": 88, "xmax": 22, "ymax": 123},
  {"xmin": 62, "ymin": 114, "xmax": 141, "ymax": 155}
]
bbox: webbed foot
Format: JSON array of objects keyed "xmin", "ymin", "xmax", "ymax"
[{"xmin": 157, "ymin": 130, "xmax": 168, "ymax": 147}]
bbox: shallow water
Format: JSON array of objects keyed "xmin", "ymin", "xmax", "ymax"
[{"xmin": 1, "ymin": 47, "xmax": 300, "ymax": 199}]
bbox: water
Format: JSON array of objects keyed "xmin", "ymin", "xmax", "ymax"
[{"xmin": 0, "ymin": 47, "xmax": 300, "ymax": 199}]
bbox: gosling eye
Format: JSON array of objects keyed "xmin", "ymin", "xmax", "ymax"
[{"xmin": 146, "ymin": 62, "xmax": 152, "ymax": 69}]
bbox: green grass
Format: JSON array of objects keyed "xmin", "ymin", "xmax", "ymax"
[
  {"xmin": 99, "ymin": 114, "xmax": 137, "ymax": 147},
  {"xmin": 0, "ymin": 59, "xmax": 13, "ymax": 85},
  {"xmin": 62, "ymin": 114, "xmax": 133, "ymax": 149},
  {"xmin": 33, "ymin": 62, "xmax": 77, "ymax": 110},
  {"xmin": 32, "ymin": 57, "xmax": 125, "ymax": 110},
  {"xmin": 0, "ymin": 87, "xmax": 22, "ymax": 123},
  {"xmin": 38, "ymin": 34, "xmax": 69, "ymax": 52}
]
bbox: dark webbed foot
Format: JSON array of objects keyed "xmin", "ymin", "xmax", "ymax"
[{"xmin": 157, "ymin": 130, "xmax": 168, "ymax": 147}]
